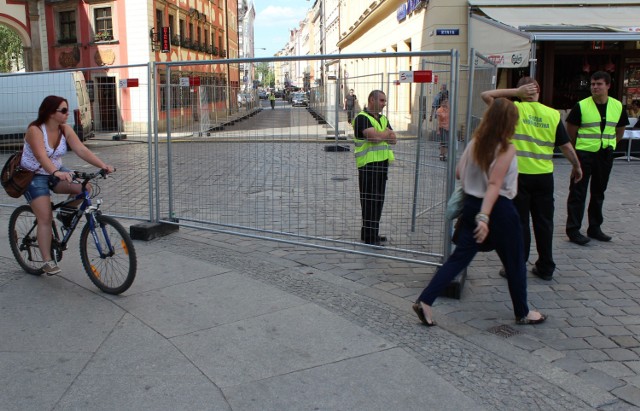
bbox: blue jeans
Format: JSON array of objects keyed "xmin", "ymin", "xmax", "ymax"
[{"xmin": 417, "ymin": 195, "xmax": 530, "ymax": 319}]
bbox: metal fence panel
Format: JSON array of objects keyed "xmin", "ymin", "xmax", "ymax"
[
  {"xmin": 155, "ymin": 52, "xmax": 464, "ymax": 266},
  {"xmin": 1, "ymin": 52, "xmax": 496, "ymax": 268}
]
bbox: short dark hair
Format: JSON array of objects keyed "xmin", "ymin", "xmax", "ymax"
[
  {"xmin": 368, "ymin": 90, "xmax": 385, "ymax": 101},
  {"xmin": 591, "ymin": 71, "xmax": 611, "ymax": 85},
  {"xmin": 516, "ymin": 76, "xmax": 539, "ymax": 89}
]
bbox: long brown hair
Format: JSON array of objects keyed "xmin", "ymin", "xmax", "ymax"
[
  {"xmin": 28, "ymin": 95, "xmax": 68, "ymax": 128},
  {"xmin": 472, "ymin": 97, "xmax": 519, "ymax": 173}
]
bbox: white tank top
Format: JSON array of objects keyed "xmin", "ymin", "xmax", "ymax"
[
  {"xmin": 459, "ymin": 139, "xmax": 518, "ymax": 200},
  {"xmin": 21, "ymin": 125, "xmax": 67, "ymax": 175}
]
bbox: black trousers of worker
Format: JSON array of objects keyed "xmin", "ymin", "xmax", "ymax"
[
  {"xmin": 566, "ymin": 148, "xmax": 614, "ymax": 235},
  {"xmin": 513, "ymin": 173, "xmax": 556, "ymax": 276},
  {"xmin": 358, "ymin": 160, "xmax": 388, "ymax": 243}
]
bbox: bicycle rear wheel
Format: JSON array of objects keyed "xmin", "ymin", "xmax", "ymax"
[
  {"xmin": 79, "ymin": 214, "xmax": 137, "ymax": 295},
  {"xmin": 8, "ymin": 205, "xmax": 47, "ymax": 275}
]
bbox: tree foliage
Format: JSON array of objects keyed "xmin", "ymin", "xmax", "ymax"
[
  {"xmin": 255, "ymin": 62, "xmax": 275, "ymax": 88},
  {"xmin": 0, "ymin": 26, "xmax": 24, "ymax": 72}
]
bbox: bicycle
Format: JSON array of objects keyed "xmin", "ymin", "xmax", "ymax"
[{"xmin": 8, "ymin": 169, "xmax": 137, "ymax": 295}]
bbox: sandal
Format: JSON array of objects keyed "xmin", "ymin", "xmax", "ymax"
[
  {"xmin": 412, "ymin": 302, "xmax": 436, "ymax": 327},
  {"xmin": 515, "ymin": 313, "xmax": 547, "ymax": 325}
]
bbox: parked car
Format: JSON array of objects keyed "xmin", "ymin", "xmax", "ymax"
[
  {"xmin": 274, "ymin": 89, "xmax": 284, "ymax": 98},
  {"xmin": 0, "ymin": 71, "xmax": 94, "ymax": 143},
  {"xmin": 291, "ymin": 92, "xmax": 309, "ymax": 107},
  {"xmin": 258, "ymin": 90, "xmax": 268, "ymax": 99}
]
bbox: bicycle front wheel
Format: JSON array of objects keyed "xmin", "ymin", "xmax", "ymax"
[
  {"xmin": 80, "ymin": 214, "xmax": 137, "ymax": 295},
  {"xmin": 8, "ymin": 205, "xmax": 46, "ymax": 275}
]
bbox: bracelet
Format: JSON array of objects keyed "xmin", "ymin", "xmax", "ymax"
[
  {"xmin": 52, "ymin": 169, "xmax": 60, "ymax": 176},
  {"xmin": 475, "ymin": 213, "xmax": 490, "ymax": 225}
]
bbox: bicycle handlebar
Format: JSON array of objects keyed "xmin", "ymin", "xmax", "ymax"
[{"xmin": 73, "ymin": 168, "xmax": 115, "ymax": 181}]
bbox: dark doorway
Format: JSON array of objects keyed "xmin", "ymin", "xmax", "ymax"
[{"xmin": 95, "ymin": 77, "xmax": 118, "ymax": 131}]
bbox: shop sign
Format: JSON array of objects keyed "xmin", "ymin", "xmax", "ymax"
[
  {"xmin": 397, "ymin": 0, "xmax": 425, "ymax": 21},
  {"xmin": 161, "ymin": 27, "xmax": 170, "ymax": 53},
  {"xmin": 484, "ymin": 51, "xmax": 528, "ymax": 68}
]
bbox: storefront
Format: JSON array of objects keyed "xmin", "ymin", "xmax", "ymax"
[{"xmin": 469, "ymin": 3, "xmax": 640, "ymax": 113}]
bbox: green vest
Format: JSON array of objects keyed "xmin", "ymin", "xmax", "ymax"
[
  {"xmin": 353, "ymin": 111, "xmax": 395, "ymax": 168},
  {"xmin": 576, "ymin": 97, "xmax": 622, "ymax": 152},
  {"xmin": 513, "ymin": 102, "xmax": 558, "ymax": 174}
]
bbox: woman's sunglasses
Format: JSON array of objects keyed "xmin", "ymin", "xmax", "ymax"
[{"xmin": 56, "ymin": 108, "xmax": 69, "ymax": 114}]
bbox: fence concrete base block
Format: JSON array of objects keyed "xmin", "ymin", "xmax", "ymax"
[
  {"xmin": 439, "ymin": 269, "xmax": 467, "ymax": 300},
  {"xmin": 112, "ymin": 134, "xmax": 127, "ymax": 140},
  {"xmin": 323, "ymin": 145, "xmax": 350, "ymax": 152},
  {"xmin": 130, "ymin": 222, "xmax": 179, "ymax": 241}
]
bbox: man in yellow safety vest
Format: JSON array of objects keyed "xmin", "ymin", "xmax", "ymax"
[
  {"xmin": 565, "ymin": 71, "xmax": 629, "ymax": 245},
  {"xmin": 353, "ymin": 90, "xmax": 397, "ymax": 246},
  {"xmin": 481, "ymin": 77, "xmax": 582, "ymax": 281}
]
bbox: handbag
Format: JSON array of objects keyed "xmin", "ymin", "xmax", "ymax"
[
  {"xmin": 1, "ymin": 150, "xmax": 35, "ymax": 198},
  {"xmin": 451, "ymin": 217, "xmax": 494, "ymax": 252},
  {"xmin": 445, "ymin": 185, "xmax": 465, "ymax": 220}
]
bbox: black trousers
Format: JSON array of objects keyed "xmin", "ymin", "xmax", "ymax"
[
  {"xmin": 514, "ymin": 173, "xmax": 555, "ymax": 275},
  {"xmin": 358, "ymin": 161, "xmax": 388, "ymax": 242},
  {"xmin": 566, "ymin": 148, "xmax": 614, "ymax": 235}
]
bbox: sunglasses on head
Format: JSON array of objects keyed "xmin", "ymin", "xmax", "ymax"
[{"xmin": 56, "ymin": 108, "xmax": 69, "ymax": 114}]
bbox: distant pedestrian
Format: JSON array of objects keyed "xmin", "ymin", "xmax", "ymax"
[
  {"xmin": 436, "ymin": 98, "xmax": 450, "ymax": 161},
  {"xmin": 353, "ymin": 90, "xmax": 396, "ymax": 246},
  {"xmin": 269, "ymin": 91, "xmax": 276, "ymax": 109},
  {"xmin": 429, "ymin": 84, "xmax": 448, "ymax": 122},
  {"xmin": 413, "ymin": 98, "xmax": 546, "ymax": 326},
  {"xmin": 345, "ymin": 89, "xmax": 358, "ymax": 124},
  {"xmin": 565, "ymin": 71, "xmax": 629, "ymax": 245}
]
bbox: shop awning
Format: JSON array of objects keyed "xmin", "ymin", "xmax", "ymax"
[
  {"xmin": 469, "ymin": 15, "xmax": 531, "ymax": 68},
  {"xmin": 470, "ymin": 6, "xmax": 640, "ymax": 68},
  {"xmin": 475, "ymin": 6, "xmax": 640, "ymax": 41}
]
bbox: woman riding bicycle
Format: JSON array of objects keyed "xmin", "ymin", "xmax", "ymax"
[{"xmin": 20, "ymin": 95, "xmax": 114, "ymax": 275}]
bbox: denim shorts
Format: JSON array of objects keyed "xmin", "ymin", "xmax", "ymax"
[{"xmin": 23, "ymin": 167, "xmax": 71, "ymax": 203}]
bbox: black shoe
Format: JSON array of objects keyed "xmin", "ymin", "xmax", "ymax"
[
  {"xmin": 361, "ymin": 233, "xmax": 387, "ymax": 243},
  {"xmin": 363, "ymin": 239, "xmax": 383, "ymax": 246},
  {"xmin": 532, "ymin": 266, "xmax": 553, "ymax": 281},
  {"xmin": 498, "ymin": 268, "xmax": 506, "ymax": 278},
  {"xmin": 567, "ymin": 232, "xmax": 590, "ymax": 245},
  {"xmin": 587, "ymin": 229, "xmax": 612, "ymax": 242}
]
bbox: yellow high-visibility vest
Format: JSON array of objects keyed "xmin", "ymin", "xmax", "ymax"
[
  {"xmin": 513, "ymin": 102, "xmax": 558, "ymax": 174},
  {"xmin": 353, "ymin": 111, "xmax": 394, "ymax": 168},
  {"xmin": 576, "ymin": 97, "xmax": 622, "ymax": 152}
]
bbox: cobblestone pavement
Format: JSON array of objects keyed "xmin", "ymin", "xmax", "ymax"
[{"xmin": 1, "ymin": 100, "xmax": 639, "ymax": 408}]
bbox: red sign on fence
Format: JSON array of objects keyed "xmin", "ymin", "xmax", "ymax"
[{"xmin": 413, "ymin": 70, "xmax": 433, "ymax": 83}]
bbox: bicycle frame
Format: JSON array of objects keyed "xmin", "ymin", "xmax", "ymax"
[{"xmin": 51, "ymin": 171, "xmax": 113, "ymax": 258}]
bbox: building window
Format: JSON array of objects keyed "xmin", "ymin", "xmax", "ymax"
[
  {"xmin": 94, "ymin": 7, "xmax": 113, "ymax": 40},
  {"xmin": 156, "ymin": 9, "xmax": 163, "ymax": 31},
  {"xmin": 58, "ymin": 10, "xmax": 77, "ymax": 43},
  {"xmin": 179, "ymin": 19, "xmax": 185, "ymax": 39},
  {"xmin": 169, "ymin": 15, "xmax": 175, "ymax": 37}
]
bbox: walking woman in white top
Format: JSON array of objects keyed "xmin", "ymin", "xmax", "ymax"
[
  {"xmin": 413, "ymin": 98, "xmax": 546, "ymax": 326},
  {"xmin": 20, "ymin": 95, "xmax": 115, "ymax": 275}
]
